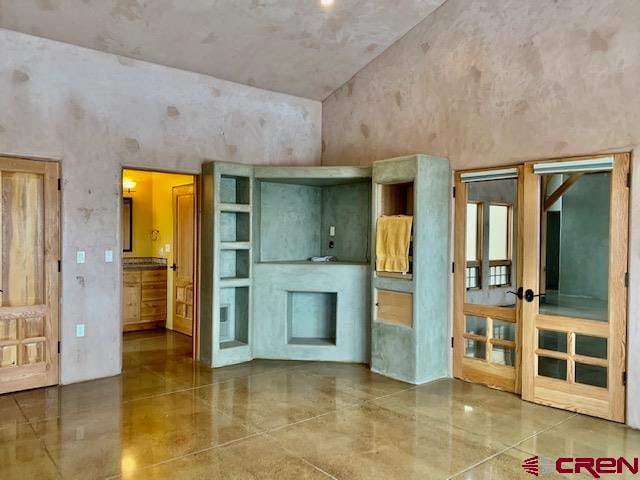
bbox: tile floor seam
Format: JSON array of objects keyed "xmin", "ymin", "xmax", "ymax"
[
  {"xmin": 12, "ymin": 394, "xmax": 65, "ymax": 479},
  {"xmin": 507, "ymin": 413, "xmax": 579, "ymax": 455},
  {"xmin": 264, "ymin": 431, "xmax": 341, "ymax": 480},
  {"xmin": 445, "ymin": 413, "xmax": 580, "ymax": 479},
  {"xmin": 263, "ymin": 383, "xmax": 421, "ymax": 434},
  {"xmin": 104, "ymin": 432, "xmax": 269, "ymax": 480},
  {"xmin": 117, "ymin": 360, "xmax": 320, "ymax": 405},
  {"xmin": 8, "ymin": 393, "xmax": 32, "ymax": 427}
]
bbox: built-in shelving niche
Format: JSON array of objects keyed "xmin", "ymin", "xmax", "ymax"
[
  {"xmin": 220, "ymin": 175, "xmax": 251, "ymax": 205},
  {"xmin": 219, "ymin": 286, "xmax": 250, "ymax": 349},
  {"xmin": 287, "ymin": 291, "xmax": 337, "ymax": 346},
  {"xmin": 257, "ymin": 178, "xmax": 372, "ymax": 264},
  {"xmin": 220, "ymin": 211, "xmax": 250, "ymax": 243},
  {"xmin": 220, "ymin": 250, "xmax": 250, "ymax": 280},
  {"xmin": 377, "ymin": 180, "xmax": 414, "ymax": 279}
]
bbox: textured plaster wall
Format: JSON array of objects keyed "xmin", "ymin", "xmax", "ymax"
[
  {"xmin": 0, "ymin": 0, "xmax": 446, "ymax": 100},
  {"xmin": 322, "ymin": 0, "xmax": 640, "ymax": 427},
  {"xmin": 0, "ymin": 28, "xmax": 321, "ymax": 384}
]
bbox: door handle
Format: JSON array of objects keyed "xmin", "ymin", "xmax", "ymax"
[
  {"xmin": 507, "ymin": 287, "xmax": 523, "ymax": 300},
  {"xmin": 170, "ymin": 264, "xmax": 177, "ymax": 271},
  {"xmin": 524, "ymin": 289, "xmax": 545, "ymax": 303}
]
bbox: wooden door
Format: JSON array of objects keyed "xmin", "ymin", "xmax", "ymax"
[
  {"xmin": 521, "ymin": 154, "xmax": 629, "ymax": 422},
  {"xmin": 172, "ymin": 184, "xmax": 194, "ymax": 337},
  {"xmin": 454, "ymin": 167, "xmax": 523, "ymax": 393},
  {"xmin": 0, "ymin": 157, "xmax": 59, "ymax": 394}
]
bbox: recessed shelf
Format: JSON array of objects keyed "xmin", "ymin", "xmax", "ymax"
[
  {"xmin": 219, "ymin": 242, "xmax": 251, "ymax": 250},
  {"xmin": 287, "ymin": 291, "xmax": 337, "ymax": 346},
  {"xmin": 376, "ymin": 272, "xmax": 414, "ymax": 280},
  {"xmin": 220, "ymin": 340, "xmax": 247, "ymax": 349},
  {"xmin": 220, "ymin": 249, "xmax": 250, "ymax": 280},
  {"xmin": 288, "ymin": 338, "xmax": 336, "ymax": 346},
  {"xmin": 220, "ymin": 175, "xmax": 251, "ymax": 205},
  {"xmin": 258, "ymin": 179, "xmax": 371, "ymax": 263},
  {"xmin": 219, "ymin": 203, "xmax": 251, "ymax": 213},
  {"xmin": 220, "ymin": 211, "xmax": 250, "ymax": 242},
  {"xmin": 219, "ymin": 278, "xmax": 251, "ymax": 288},
  {"xmin": 219, "ymin": 286, "xmax": 249, "ymax": 348}
]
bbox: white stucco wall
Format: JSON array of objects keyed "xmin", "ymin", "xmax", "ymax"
[
  {"xmin": 322, "ymin": 0, "xmax": 640, "ymax": 428},
  {"xmin": 0, "ymin": 28, "xmax": 321, "ymax": 385}
]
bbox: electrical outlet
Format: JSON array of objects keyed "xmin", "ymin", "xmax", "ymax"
[
  {"xmin": 76, "ymin": 251, "xmax": 85, "ymax": 264},
  {"xmin": 104, "ymin": 250, "xmax": 113, "ymax": 263},
  {"xmin": 76, "ymin": 324, "xmax": 85, "ymax": 337}
]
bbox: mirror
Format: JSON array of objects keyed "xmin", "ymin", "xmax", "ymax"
[{"xmin": 122, "ymin": 197, "xmax": 133, "ymax": 252}]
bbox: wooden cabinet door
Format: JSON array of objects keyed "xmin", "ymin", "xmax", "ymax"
[
  {"xmin": 0, "ymin": 157, "xmax": 59, "ymax": 394},
  {"xmin": 122, "ymin": 281, "xmax": 141, "ymax": 324},
  {"xmin": 173, "ymin": 184, "xmax": 194, "ymax": 336}
]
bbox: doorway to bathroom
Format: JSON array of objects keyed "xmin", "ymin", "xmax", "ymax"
[{"xmin": 121, "ymin": 168, "xmax": 198, "ymax": 361}]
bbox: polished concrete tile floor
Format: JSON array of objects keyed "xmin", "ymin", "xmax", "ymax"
[{"xmin": 2, "ymin": 329, "xmax": 640, "ymax": 479}]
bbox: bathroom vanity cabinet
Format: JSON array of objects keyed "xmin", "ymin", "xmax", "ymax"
[{"xmin": 122, "ymin": 259, "xmax": 168, "ymax": 332}]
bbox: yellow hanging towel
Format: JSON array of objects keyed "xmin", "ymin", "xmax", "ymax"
[{"xmin": 376, "ymin": 215, "xmax": 413, "ymax": 273}]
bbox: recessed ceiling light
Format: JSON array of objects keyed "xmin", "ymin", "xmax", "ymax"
[{"xmin": 321, "ymin": 0, "xmax": 335, "ymax": 9}]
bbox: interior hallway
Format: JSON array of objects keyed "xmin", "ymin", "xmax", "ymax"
[{"xmin": 1, "ymin": 330, "xmax": 639, "ymax": 479}]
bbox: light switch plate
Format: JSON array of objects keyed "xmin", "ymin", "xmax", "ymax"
[
  {"xmin": 329, "ymin": 226, "xmax": 336, "ymax": 237},
  {"xmin": 76, "ymin": 324, "xmax": 85, "ymax": 337},
  {"xmin": 104, "ymin": 250, "xmax": 113, "ymax": 263},
  {"xmin": 76, "ymin": 251, "xmax": 85, "ymax": 264},
  {"xmin": 165, "ymin": 243, "xmax": 171, "ymax": 253}
]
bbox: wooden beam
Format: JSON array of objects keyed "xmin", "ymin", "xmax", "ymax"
[{"xmin": 543, "ymin": 173, "xmax": 584, "ymax": 211}]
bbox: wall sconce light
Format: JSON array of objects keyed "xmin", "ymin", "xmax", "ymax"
[
  {"xmin": 321, "ymin": 0, "xmax": 335, "ymax": 8},
  {"xmin": 123, "ymin": 179, "xmax": 137, "ymax": 194}
]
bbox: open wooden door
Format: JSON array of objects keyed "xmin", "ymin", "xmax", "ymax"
[
  {"xmin": 521, "ymin": 154, "xmax": 629, "ymax": 422},
  {"xmin": 172, "ymin": 184, "xmax": 194, "ymax": 337},
  {"xmin": 0, "ymin": 157, "xmax": 59, "ymax": 394},
  {"xmin": 454, "ymin": 166, "xmax": 523, "ymax": 393}
]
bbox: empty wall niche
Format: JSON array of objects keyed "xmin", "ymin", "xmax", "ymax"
[
  {"xmin": 220, "ymin": 211, "xmax": 250, "ymax": 243},
  {"xmin": 287, "ymin": 291, "xmax": 337, "ymax": 345},
  {"xmin": 220, "ymin": 175, "xmax": 250, "ymax": 205},
  {"xmin": 219, "ymin": 286, "xmax": 249, "ymax": 348},
  {"xmin": 258, "ymin": 178, "xmax": 371, "ymax": 263},
  {"xmin": 219, "ymin": 249, "xmax": 250, "ymax": 280},
  {"xmin": 380, "ymin": 181, "xmax": 414, "ymax": 215}
]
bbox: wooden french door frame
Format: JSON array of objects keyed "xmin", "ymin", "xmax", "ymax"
[
  {"xmin": 0, "ymin": 156, "xmax": 60, "ymax": 394},
  {"xmin": 453, "ymin": 166, "xmax": 524, "ymax": 393},
  {"xmin": 521, "ymin": 153, "xmax": 629, "ymax": 422}
]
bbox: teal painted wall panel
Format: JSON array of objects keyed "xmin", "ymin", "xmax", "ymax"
[
  {"xmin": 371, "ymin": 154, "xmax": 451, "ymax": 384},
  {"xmin": 253, "ymin": 263, "xmax": 369, "ymax": 362},
  {"xmin": 259, "ymin": 182, "xmax": 322, "ymax": 261},
  {"xmin": 321, "ymin": 182, "xmax": 371, "ymax": 263}
]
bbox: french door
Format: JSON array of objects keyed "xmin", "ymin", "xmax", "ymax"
[
  {"xmin": 0, "ymin": 157, "xmax": 60, "ymax": 394},
  {"xmin": 455, "ymin": 153, "xmax": 629, "ymax": 422},
  {"xmin": 521, "ymin": 153, "xmax": 629, "ymax": 422},
  {"xmin": 453, "ymin": 167, "xmax": 523, "ymax": 393}
]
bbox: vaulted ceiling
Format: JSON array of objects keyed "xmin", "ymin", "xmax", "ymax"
[{"xmin": 0, "ymin": 0, "xmax": 446, "ymax": 100}]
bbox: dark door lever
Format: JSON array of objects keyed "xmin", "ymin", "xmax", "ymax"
[
  {"xmin": 170, "ymin": 264, "xmax": 177, "ymax": 271},
  {"xmin": 507, "ymin": 287, "xmax": 523, "ymax": 300},
  {"xmin": 524, "ymin": 289, "xmax": 545, "ymax": 303}
]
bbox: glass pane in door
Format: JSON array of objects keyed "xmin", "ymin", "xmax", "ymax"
[
  {"xmin": 539, "ymin": 172, "xmax": 610, "ymax": 321},
  {"xmin": 466, "ymin": 178, "xmax": 517, "ymax": 307}
]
